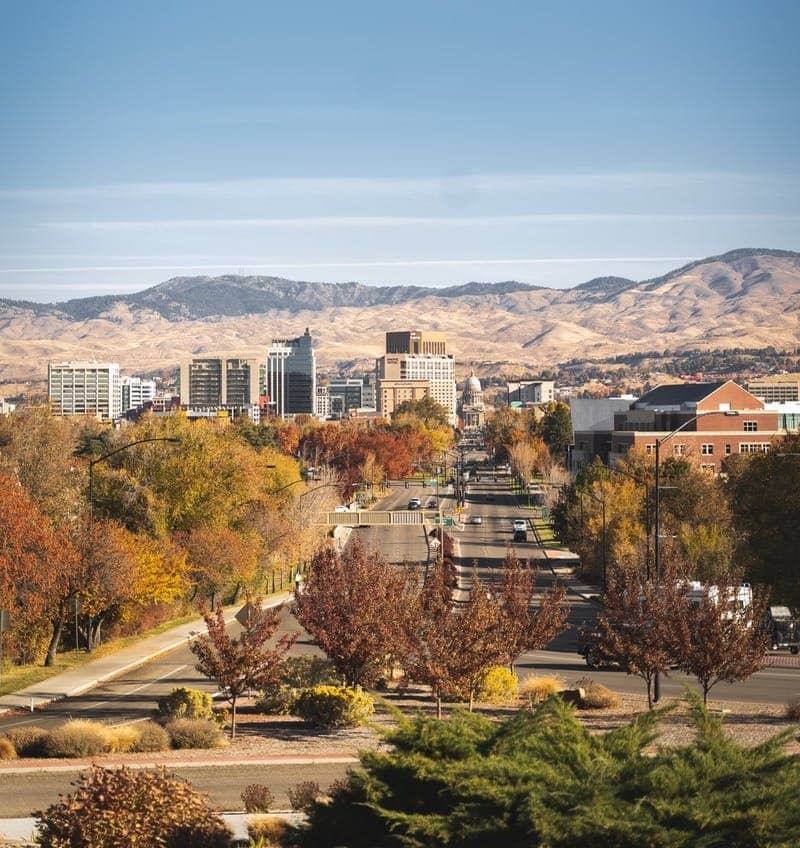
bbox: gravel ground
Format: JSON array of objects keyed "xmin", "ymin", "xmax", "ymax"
[{"xmin": 2, "ymin": 688, "xmax": 797, "ymax": 772}]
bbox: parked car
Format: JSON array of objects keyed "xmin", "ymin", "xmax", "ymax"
[
  {"xmin": 407, "ymin": 497, "xmax": 422, "ymax": 510},
  {"xmin": 468, "ymin": 515, "xmax": 482, "ymax": 525}
]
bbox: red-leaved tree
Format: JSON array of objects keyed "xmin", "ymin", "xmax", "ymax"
[
  {"xmin": 672, "ymin": 584, "xmax": 769, "ymax": 704},
  {"xmin": 190, "ymin": 602, "xmax": 296, "ymax": 737},
  {"xmin": 293, "ymin": 539, "xmax": 415, "ymax": 687},
  {"xmin": 497, "ymin": 548, "xmax": 569, "ymax": 670}
]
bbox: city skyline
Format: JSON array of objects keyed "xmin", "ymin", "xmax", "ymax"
[{"xmin": 1, "ymin": 1, "xmax": 798, "ymax": 300}]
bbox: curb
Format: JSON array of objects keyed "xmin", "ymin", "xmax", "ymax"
[{"xmin": 0, "ymin": 594, "xmax": 292, "ymax": 715}]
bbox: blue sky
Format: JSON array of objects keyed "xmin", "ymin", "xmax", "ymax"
[{"xmin": 1, "ymin": 0, "xmax": 798, "ymax": 300}]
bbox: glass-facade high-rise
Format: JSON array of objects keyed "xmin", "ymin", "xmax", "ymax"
[{"xmin": 266, "ymin": 328, "xmax": 316, "ymax": 418}]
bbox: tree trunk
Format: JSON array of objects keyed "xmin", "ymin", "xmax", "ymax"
[
  {"xmin": 45, "ymin": 610, "xmax": 66, "ymax": 667},
  {"xmin": 230, "ymin": 697, "xmax": 237, "ymax": 739}
]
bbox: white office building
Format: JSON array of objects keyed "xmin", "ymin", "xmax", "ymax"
[
  {"xmin": 121, "ymin": 376, "xmax": 157, "ymax": 412},
  {"xmin": 48, "ymin": 361, "xmax": 122, "ymax": 420}
]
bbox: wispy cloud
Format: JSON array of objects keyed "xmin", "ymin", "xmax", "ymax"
[
  {"xmin": 2, "ymin": 170, "xmax": 791, "ymax": 202},
  {"xmin": 45, "ymin": 212, "xmax": 798, "ymax": 232},
  {"xmin": 0, "ymin": 256, "xmax": 694, "ymax": 275}
]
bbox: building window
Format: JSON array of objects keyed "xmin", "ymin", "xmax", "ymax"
[
  {"xmin": 673, "ymin": 444, "xmax": 686, "ymax": 456},
  {"xmin": 700, "ymin": 463, "xmax": 716, "ymax": 473},
  {"xmin": 645, "ymin": 444, "xmax": 655, "ymax": 455},
  {"xmin": 725, "ymin": 444, "xmax": 731, "ymax": 455},
  {"xmin": 701, "ymin": 444, "xmax": 714, "ymax": 455},
  {"xmin": 739, "ymin": 443, "xmax": 770, "ymax": 454},
  {"xmin": 743, "ymin": 421, "xmax": 758, "ymax": 432}
]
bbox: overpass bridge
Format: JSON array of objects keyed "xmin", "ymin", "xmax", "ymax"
[{"xmin": 323, "ymin": 510, "xmax": 456, "ymax": 527}]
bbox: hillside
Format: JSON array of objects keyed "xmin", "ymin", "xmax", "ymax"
[{"xmin": 0, "ymin": 249, "xmax": 798, "ymax": 381}]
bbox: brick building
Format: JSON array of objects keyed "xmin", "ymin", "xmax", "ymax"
[{"xmin": 610, "ymin": 381, "xmax": 784, "ymax": 473}]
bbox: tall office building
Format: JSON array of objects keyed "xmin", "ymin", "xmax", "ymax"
[
  {"xmin": 179, "ymin": 357, "xmax": 260, "ymax": 408},
  {"xmin": 121, "ymin": 376, "xmax": 157, "ymax": 412},
  {"xmin": 327, "ymin": 378, "xmax": 364, "ymax": 417},
  {"xmin": 376, "ymin": 330, "xmax": 457, "ymax": 425},
  {"xmin": 48, "ymin": 361, "xmax": 122, "ymax": 420},
  {"xmin": 266, "ymin": 328, "xmax": 316, "ymax": 418}
]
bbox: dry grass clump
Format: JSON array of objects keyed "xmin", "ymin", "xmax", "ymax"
[
  {"xmin": 519, "ymin": 675, "xmax": 564, "ymax": 706},
  {"xmin": 4, "ymin": 726, "xmax": 50, "ymax": 757},
  {"xmin": 575, "ymin": 677, "xmax": 621, "ymax": 710},
  {"xmin": 107, "ymin": 725, "xmax": 140, "ymax": 753},
  {"xmin": 785, "ymin": 697, "xmax": 800, "ymax": 721},
  {"xmin": 130, "ymin": 720, "xmax": 170, "ymax": 752},
  {"xmin": 44, "ymin": 720, "xmax": 112, "ymax": 758},
  {"xmin": 165, "ymin": 718, "xmax": 228, "ymax": 749},
  {"xmin": 247, "ymin": 815, "xmax": 291, "ymax": 846},
  {"xmin": 0, "ymin": 737, "xmax": 17, "ymax": 760}
]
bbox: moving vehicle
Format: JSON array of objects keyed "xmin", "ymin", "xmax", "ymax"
[
  {"xmin": 765, "ymin": 606, "xmax": 800, "ymax": 653},
  {"xmin": 407, "ymin": 497, "xmax": 422, "ymax": 510},
  {"xmin": 513, "ymin": 519, "xmax": 527, "ymax": 532},
  {"xmin": 468, "ymin": 515, "xmax": 482, "ymax": 525},
  {"xmin": 513, "ymin": 529, "xmax": 527, "ymax": 542}
]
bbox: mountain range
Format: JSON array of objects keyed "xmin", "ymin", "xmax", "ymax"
[{"xmin": 1, "ymin": 248, "xmax": 798, "ymax": 381}]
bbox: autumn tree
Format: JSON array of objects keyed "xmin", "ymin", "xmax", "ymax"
[
  {"xmin": 540, "ymin": 401, "xmax": 573, "ymax": 460},
  {"xmin": 293, "ymin": 540, "xmax": 414, "ymax": 687},
  {"xmin": 727, "ymin": 433, "xmax": 800, "ymax": 605},
  {"xmin": 672, "ymin": 584, "xmax": 769, "ymax": 704},
  {"xmin": 190, "ymin": 602, "xmax": 296, "ymax": 737},
  {"xmin": 483, "ymin": 407, "xmax": 526, "ymax": 462},
  {"xmin": 589, "ymin": 575, "xmax": 683, "ymax": 707},
  {"xmin": 402, "ymin": 563, "xmax": 509, "ymax": 715},
  {"xmin": 497, "ymin": 549, "xmax": 568, "ymax": 670},
  {"xmin": 392, "ymin": 396, "xmax": 450, "ymax": 428},
  {"xmin": 0, "ymin": 473, "xmax": 78, "ymax": 664}
]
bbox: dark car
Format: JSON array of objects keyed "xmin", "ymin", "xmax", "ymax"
[{"xmin": 513, "ymin": 529, "xmax": 527, "ymax": 542}]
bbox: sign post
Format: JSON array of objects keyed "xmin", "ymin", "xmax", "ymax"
[{"xmin": 0, "ymin": 609, "xmax": 9, "ymax": 685}]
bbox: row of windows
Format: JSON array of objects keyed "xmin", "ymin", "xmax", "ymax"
[{"xmin": 642, "ymin": 442, "xmax": 771, "ymax": 457}]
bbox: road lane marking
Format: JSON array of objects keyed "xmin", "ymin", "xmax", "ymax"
[{"xmin": 77, "ymin": 664, "xmax": 188, "ymax": 711}]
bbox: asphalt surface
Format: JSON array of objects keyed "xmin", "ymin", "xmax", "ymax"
[{"xmin": 0, "ymin": 762, "xmax": 351, "ymax": 818}]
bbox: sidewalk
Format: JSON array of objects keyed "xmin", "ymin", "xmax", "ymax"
[{"xmin": 0, "ymin": 594, "xmax": 291, "ymax": 716}]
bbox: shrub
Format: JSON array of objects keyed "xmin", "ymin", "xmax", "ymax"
[
  {"xmin": 280, "ymin": 655, "xmax": 338, "ymax": 688},
  {"xmin": 575, "ymin": 677, "xmax": 621, "ymax": 710},
  {"xmin": 44, "ymin": 720, "xmax": 111, "ymax": 758},
  {"xmin": 157, "ymin": 687, "xmax": 215, "ymax": 722},
  {"xmin": 166, "ymin": 718, "xmax": 228, "ymax": 750},
  {"xmin": 477, "ymin": 666, "xmax": 519, "ymax": 704},
  {"xmin": 255, "ymin": 684, "xmax": 299, "ymax": 716},
  {"xmin": 0, "ymin": 737, "xmax": 17, "ymax": 760},
  {"xmin": 786, "ymin": 697, "xmax": 800, "ymax": 721},
  {"xmin": 130, "ymin": 720, "xmax": 171, "ymax": 752},
  {"xmin": 519, "ymin": 675, "xmax": 563, "ymax": 706},
  {"xmin": 295, "ymin": 686, "xmax": 374, "ymax": 729},
  {"xmin": 242, "ymin": 783, "xmax": 274, "ymax": 813},
  {"xmin": 288, "ymin": 780, "xmax": 321, "ymax": 812},
  {"xmin": 247, "ymin": 815, "xmax": 290, "ymax": 846},
  {"xmin": 107, "ymin": 725, "xmax": 140, "ymax": 754},
  {"xmin": 5, "ymin": 726, "xmax": 50, "ymax": 758},
  {"xmin": 35, "ymin": 765, "xmax": 231, "ymax": 848}
]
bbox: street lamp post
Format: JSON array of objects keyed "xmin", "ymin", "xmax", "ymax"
[{"xmin": 652, "ymin": 409, "xmax": 739, "ymax": 702}]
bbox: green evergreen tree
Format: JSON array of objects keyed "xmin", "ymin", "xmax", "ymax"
[{"xmin": 291, "ymin": 696, "xmax": 800, "ymax": 847}]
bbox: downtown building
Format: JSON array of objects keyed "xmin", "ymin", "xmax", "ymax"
[
  {"xmin": 266, "ymin": 328, "xmax": 316, "ymax": 419},
  {"xmin": 48, "ymin": 360, "xmax": 122, "ymax": 420},
  {"xmin": 121, "ymin": 376, "xmax": 157, "ymax": 413},
  {"xmin": 178, "ymin": 356, "xmax": 261, "ymax": 421},
  {"xmin": 376, "ymin": 330, "xmax": 457, "ymax": 426}
]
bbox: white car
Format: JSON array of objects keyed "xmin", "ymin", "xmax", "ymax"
[
  {"xmin": 513, "ymin": 519, "xmax": 527, "ymax": 532},
  {"xmin": 468, "ymin": 515, "xmax": 483, "ymax": 525},
  {"xmin": 408, "ymin": 497, "xmax": 422, "ymax": 510}
]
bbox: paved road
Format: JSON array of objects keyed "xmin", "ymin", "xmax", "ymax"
[
  {"xmin": 0, "ymin": 761, "xmax": 352, "ymax": 818},
  {"xmin": 0, "ymin": 606, "xmax": 319, "ymax": 735}
]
